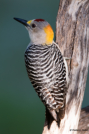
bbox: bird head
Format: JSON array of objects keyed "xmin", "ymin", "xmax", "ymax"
[{"xmin": 14, "ymin": 18, "xmax": 54, "ymax": 45}]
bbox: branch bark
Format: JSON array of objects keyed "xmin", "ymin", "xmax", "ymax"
[
  {"xmin": 78, "ymin": 106, "xmax": 89, "ymax": 134},
  {"xmin": 42, "ymin": 0, "xmax": 89, "ymax": 134}
]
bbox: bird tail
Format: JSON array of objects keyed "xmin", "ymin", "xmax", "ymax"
[
  {"xmin": 45, "ymin": 108, "xmax": 57, "ymax": 129},
  {"xmin": 45, "ymin": 100, "xmax": 66, "ymax": 128},
  {"xmin": 57, "ymin": 99, "xmax": 66, "ymax": 123}
]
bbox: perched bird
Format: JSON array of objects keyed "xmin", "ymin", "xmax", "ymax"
[{"xmin": 14, "ymin": 18, "xmax": 68, "ymax": 124}]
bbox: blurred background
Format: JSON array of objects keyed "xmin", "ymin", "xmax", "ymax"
[{"xmin": 0, "ymin": 0, "xmax": 89, "ymax": 134}]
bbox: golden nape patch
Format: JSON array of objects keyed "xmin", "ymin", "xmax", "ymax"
[
  {"xmin": 27, "ymin": 20, "xmax": 32, "ymax": 25},
  {"xmin": 43, "ymin": 24, "xmax": 54, "ymax": 45}
]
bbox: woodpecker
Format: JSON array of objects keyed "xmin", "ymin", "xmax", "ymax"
[{"xmin": 14, "ymin": 18, "xmax": 68, "ymax": 123}]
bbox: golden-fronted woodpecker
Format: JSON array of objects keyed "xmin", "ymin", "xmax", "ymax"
[{"xmin": 14, "ymin": 18, "xmax": 68, "ymax": 123}]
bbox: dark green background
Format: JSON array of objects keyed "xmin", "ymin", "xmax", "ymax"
[{"xmin": 0, "ymin": 0, "xmax": 89, "ymax": 134}]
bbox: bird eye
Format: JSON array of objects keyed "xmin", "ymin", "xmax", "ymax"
[{"xmin": 31, "ymin": 23, "xmax": 36, "ymax": 28}]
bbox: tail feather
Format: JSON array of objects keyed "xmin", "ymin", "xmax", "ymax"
[
  {"xmin": 57, "ymin": 100, "xmax": 66, "ymax": 121},
  {"xmin": 45, "ymin": 100, "xmax": 66, "ymax": 129},
  {"xmin": 45, "ymin": 108, "xmax": 54, "ymax": 129}
]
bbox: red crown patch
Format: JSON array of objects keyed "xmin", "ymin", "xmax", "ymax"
[{"xmin": 34, "ymin": 19, "xmax": 45, "ymax": 22}]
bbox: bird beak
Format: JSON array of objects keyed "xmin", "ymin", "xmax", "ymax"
[{"xmin": 14, "ymin": 17, "xmax": 29, "ymax": 27}]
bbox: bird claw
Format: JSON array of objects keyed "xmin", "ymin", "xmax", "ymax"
[{"xmin": 64, "ymin": 57, "xmax": 71, "ymax": 60}]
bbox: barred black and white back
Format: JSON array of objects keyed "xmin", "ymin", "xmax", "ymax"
[{"xmin": 24, "ymin": 43, "xmax": 67, "ymax": 121}]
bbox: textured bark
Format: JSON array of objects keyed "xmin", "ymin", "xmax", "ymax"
[
  {"xmin": 42, "ymin": 0, "xmax": 89, "ymax": 134},
  {"xmin": 78, "ymin": 106, "xmax": 89, "ymax": 134}
]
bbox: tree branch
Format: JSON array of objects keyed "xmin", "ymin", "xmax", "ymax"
[
  {"xmin": 42, "ymin": 0, "xmax": 89, "ymax": 133},
  {"xmin": 78, "ymin": 106, "xmax": 89, "ymax": 134}
]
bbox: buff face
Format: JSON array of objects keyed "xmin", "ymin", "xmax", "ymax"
[
  {"xmin": 26, "ymin": 19, "xmax": 54, "ymax": 45},
  {"xmin": 14, "ymin": 18, "xmax": 54, "ymax": 45}
]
